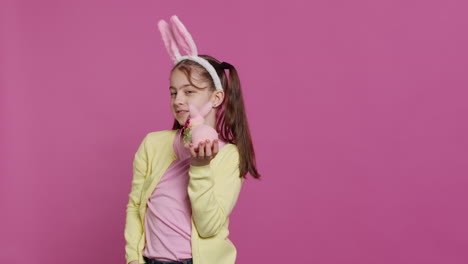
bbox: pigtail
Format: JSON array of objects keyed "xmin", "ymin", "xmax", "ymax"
[{"xmin": 214, "ymin": 60, "xmax": 261, "ymax": 180}]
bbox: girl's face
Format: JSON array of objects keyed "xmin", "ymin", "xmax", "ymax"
[{"xmin": 169, "ymin": 68, "xmax": 215, "ymax": 126}]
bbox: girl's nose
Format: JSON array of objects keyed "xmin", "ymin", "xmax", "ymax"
[{"xmin": 174, "ymin": 93, "xmax": 185, "ymax": 104}]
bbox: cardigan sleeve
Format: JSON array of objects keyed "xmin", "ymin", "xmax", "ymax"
[
  {"xmin": 124, "ymin": 134, "xmax": 149, "ymax": 264},
  {"xmin": 188, "ymin": 144, "xmax": 244, "ymax": 238}
]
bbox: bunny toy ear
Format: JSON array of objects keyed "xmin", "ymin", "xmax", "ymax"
[
  {"xmin": 199, "ymin": 101, "xmax": 213, "ymax": 117},
  {"xmin": 157, "ymin": 19, "xmax": 181, "ymax": 62},
  {"xmin": 188, "ymin": 102, "xmax": 213, "ymax": 119},
  {"xmin": 188, "ymin": 103, "xmax": 199, "ymax": 118},
  {"xmin": 170, "ymin": 15, "xmax": 198, "ymax": 57}
]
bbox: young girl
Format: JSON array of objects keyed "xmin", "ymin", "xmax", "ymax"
[{"xmin": 124, "ymin": 15, "xmax": 260, "ymax": 264}]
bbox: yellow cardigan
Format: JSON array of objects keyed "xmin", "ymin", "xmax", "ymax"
[{"xmin": 124, "ymin": 129, "xmax": 244, "ymax": 264}]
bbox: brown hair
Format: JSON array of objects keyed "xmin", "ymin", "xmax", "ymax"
[{"xmin": 170, "ymin": 55, "xmax": 261, "ymax": 180}]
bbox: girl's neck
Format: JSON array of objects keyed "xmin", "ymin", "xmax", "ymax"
[{"xmin": 179, "ymin": 128, "xmax": 184, "ymax": 144}]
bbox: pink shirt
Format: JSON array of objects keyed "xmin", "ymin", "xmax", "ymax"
[
  {"xmin": 142, "ymin": 129, "xmax": 193, "ymax": 261},
  {"xmin": 142, "ymin": 129, "xmax": 228, "ymax": 261}
]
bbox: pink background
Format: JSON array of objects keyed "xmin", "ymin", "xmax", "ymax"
[{"xmin": 1, "ymin": 0, "xmax": 468, "ymax": 263}]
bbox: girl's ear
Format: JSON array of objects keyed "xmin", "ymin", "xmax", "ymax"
[
  {"xmin": 200, "ymin": 101, "xmax": 213, "ymax": 117},
  {"xmin": 188, "ymin": 103, "xmax": 200, "ymax": 118},
  {"xmin": 157, "ymin": 19, "xmax": 181, "ymax": 62},
  {"xmin": 170, "ymin": 15, "xmax": 198, "ymax": 57}
]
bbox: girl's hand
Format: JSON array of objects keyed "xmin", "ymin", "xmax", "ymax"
[{"xmin": 189, "ymin": 139, "xmax": 219, "ymax": 166}]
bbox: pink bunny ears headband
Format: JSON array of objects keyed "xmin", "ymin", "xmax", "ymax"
[{"xmin": 157, "ymin": 15, "xmax": 229, "ymax": 91}]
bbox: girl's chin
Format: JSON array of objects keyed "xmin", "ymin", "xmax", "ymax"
[{"xmin": 177, "ymin": 118, "xmax": 187, "ymax": 126}]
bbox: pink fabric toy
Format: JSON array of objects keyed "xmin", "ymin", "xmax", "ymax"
[{"xmin": 182, "ymin": 101, "xmax": 219, "ymax": 149}]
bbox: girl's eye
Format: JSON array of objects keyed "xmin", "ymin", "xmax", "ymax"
[{"xmin": 170, "ymin": 90, "xmax": 194, "ymax": 96}]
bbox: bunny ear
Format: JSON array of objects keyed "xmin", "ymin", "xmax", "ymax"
[
  {"xmin": 170, "ymin": 15, "xmax": 198, "ymax": 57},
  {"xmin": 188, "ymin": 103, "xmax": 200, "ymax": 118},
  {"xmin": 157, "ymin": 19, "xmax": 181, "ymax": 61},
  {"xmin": 199, "ymin": 101, "xmax": 213, "ymax": 117}
]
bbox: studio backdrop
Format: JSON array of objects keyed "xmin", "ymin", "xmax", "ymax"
[{"xmin": 1, "ymin": 0, "xmax": 468, "ymax": 263}]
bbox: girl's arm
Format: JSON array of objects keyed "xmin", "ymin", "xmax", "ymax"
[
  {"xmin": 124, "ymin": 134, "xmax": 149, "ymax": 263},
  {"xmin": 188, "ymin": 144, "xmax": 244, "ymax": 238}
]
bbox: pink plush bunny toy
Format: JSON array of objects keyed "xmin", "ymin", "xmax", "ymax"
[
  {"xmin": 157, "ymin": 15, "xmax": 223, "ymax": 149},
  {"xmin": 182, "ymin": 102, "xmax": 219, "ymax": 149}
]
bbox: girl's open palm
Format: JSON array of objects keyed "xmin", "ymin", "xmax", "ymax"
[{"xmin": 189, "ymin": 139, "xmax": 219, "ymax": 166}]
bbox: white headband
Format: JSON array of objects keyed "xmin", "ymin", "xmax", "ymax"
[{"xmin": 157, "ymin": 15, "xmax": 223, "ymax": 91}]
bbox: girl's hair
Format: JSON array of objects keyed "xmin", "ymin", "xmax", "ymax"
[{"xmin": 170, "ymin": 54, "xmax": 261, "ymax": 180}]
